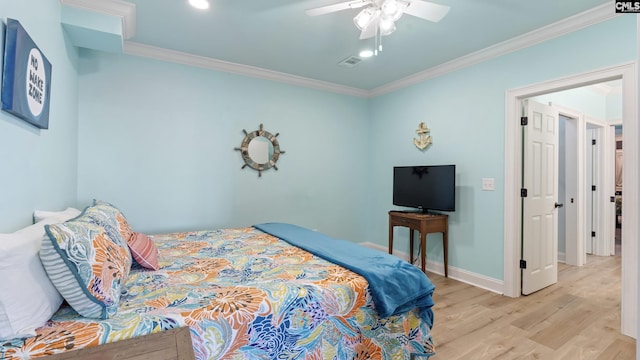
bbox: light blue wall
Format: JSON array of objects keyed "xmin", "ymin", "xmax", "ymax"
[
  {"xmin": 76, "ymin": 50, "xmax": 370, "ymax": 241},
  {"xmin": 368, "ymin": 15, "xmax": 637, "ymax": 280},
  {"xmin": 0, "ymin": 1, "xmax": 79, "ymax": 232},
  {"xmin": 606, "ymin": 91, "xmax": 623, "ymax": 120},
  {"xmin": 535, "ymin": 87, "xmax": 607, "ymax": 120}
]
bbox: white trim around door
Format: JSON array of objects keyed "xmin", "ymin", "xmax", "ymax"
[{"xmin": 503, "ymin": 62, "xmax": 637, "ymax": 338}]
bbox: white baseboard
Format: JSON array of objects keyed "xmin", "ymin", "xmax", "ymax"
[
  {"xmin": 360, "ymin": 242, "xmax": 504, "ymax": 295},
  {"xmin": 558, "ymin": 251, "xmax": 566, "ymax": 263}
]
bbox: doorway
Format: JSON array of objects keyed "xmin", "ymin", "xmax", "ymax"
[
  {"xmin": 503, "ymin": 62, "xmax": 637, "ymax": 338},
  {"xmin": 519, "ymin": 90, "xmax": 619, "ymax": 294},
  {"xmin": 558, "ymin": 113, "xmax": 580, "ymax": 265},
  {"xmin": 614, "ymin": 125, "xmax": 623, "ymax": 256}
]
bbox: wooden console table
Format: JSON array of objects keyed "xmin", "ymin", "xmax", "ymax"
[{"xmin": 388, "ymin": 211, "xmax": 449, "ymax": 277}]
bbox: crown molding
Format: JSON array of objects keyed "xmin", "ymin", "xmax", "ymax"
[
  {"xmin": 59, "ymin": 0, "xmax": 136, "ymax": 39},
  {"xmin": 369, "ymin": 3, "xmax": 619, "ymax": 97},
  {"xmin": 123, "ymin": 42, "xmax": 369, "ymax": 98},
  {"xmin": 61, "ymin": 2, "xmax": 616, "ymax": 98}
]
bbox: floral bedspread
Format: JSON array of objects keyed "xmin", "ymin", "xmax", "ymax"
[{"xmin": 1, "ymin": 227, "xmax": 435, "ymax": 359}]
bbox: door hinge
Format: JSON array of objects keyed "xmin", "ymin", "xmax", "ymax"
[
  {"xmin": 520, "ymin": 117, "xmax": 528, "ymax": 126},
  {"xmin": 520, "ymin": 259, "xmax": 527, "ymax": 269},
  {"xmin": 592, "ymin": 139, "xmax": 596, "ymax": 145},
  {"xmin": 611, "ymin": 196, "xmax": 616, "ymax": 203},
  {"xmin": 591, "ymin": 231, "xmax": 596, "ymax": 237},
  {"xmin": 592, "ymin": 185, "xmax": 597, "ymax": 191},
  {"xmin": 521, "ymin": 188, "xmax": 528, "ymax": 197}
]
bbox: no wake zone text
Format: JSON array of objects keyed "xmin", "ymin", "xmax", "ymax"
[{"xmin": 28, "ymin": 54, "xmax": 44, "ymax": 104}]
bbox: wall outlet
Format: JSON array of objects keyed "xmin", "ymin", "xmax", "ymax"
[{"xmin": 482, "ymin": 178, "xmax": 495, "ymax": 191}]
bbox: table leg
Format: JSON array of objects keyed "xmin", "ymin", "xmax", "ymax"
[
  {"xmin": 388, "ymin": 223, "xmax": 393, "ymax": 255},
  {"xmin": 443, "ymin": 230, "xmax": 448, "ymax": 277},
  {"xmin": 420, "ymin": 232, "xmax": 427, "ymax": 274},
  {"xmin": 409, "ymin": 230, "xmax": 414, "ymax": 265}
]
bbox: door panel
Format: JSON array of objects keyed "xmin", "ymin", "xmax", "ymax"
[
  {"xmin": 585, "ymin": 129, "xmax": 595, "ymax": 254},
  {"xmin": 522, "ymin": 99, "xmax": 559, "ymax": 295}
]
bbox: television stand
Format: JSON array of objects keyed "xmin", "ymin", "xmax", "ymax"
[{"xmin": 388, "ymin": 211, "xmax": 449, "ymax": 277}]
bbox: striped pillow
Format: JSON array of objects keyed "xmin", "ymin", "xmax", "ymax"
[
  {"xmin": 128, "ymin": 232, "xmax": 159, "ymax": 270},
  {"xmin": 41, "ymin": 221, "xmax": 130, "ymax": 319}
]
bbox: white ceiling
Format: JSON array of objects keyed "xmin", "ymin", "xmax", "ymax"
[{"xmin": 111, "ymin": 0, "xmax": 613, "ymax": 92}]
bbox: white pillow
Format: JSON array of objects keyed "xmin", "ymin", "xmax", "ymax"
[
  {"xmin": 0, "ymin": 216, "xmax": 77, "ymax": 340},
  {"xmin": 33, "ymin": 207, "xmax": 81, "ymax": 224}
]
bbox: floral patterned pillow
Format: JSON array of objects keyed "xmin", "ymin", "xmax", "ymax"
[
  {"xmin": 85, "ymin": 200, "xmax": 135, "ymax": 255},
  {"xmin": 40, "ymin": 210, "xmax": 131, "ymax": 319}
]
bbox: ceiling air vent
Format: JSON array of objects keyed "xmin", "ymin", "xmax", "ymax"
[{"xmin": 338, "ymin": 55, "xmax": 362, "ymax": 68}]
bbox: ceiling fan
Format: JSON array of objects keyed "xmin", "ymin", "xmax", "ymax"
[{"xmin": 305, "ymin": 0, "xmax": 450, "ymax": 41}]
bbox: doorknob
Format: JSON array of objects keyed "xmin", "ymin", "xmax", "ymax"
[{"xmin": 554, "ymin": 202, "xmax": 564, "ymax": 208}]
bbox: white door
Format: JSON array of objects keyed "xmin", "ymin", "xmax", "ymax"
[
  {"xmin": 585, "ymin": 128, "xmax": 595, "ymax": 254},
  {"xmin": 605, "ymin": 126, "xmax": 618, "ymax": 256},
  {"xmin": 522, "ymin": 99, "xmax": 559, "ymax": 295}
]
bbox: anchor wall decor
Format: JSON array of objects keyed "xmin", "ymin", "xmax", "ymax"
[{"xmin": 413, "ymin": 122, "xmax": 432, "ymax": 150}]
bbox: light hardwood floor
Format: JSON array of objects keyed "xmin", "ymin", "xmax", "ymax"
[{"xmin": 428, "ymin": 253, "xmax": 636, "ymax": 359}]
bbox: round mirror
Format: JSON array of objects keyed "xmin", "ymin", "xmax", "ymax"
[
  {"xmin": 248, "ymin": 136, "xmax": 274, "ymax": 165},
  {"xmin": 234, "ymin": 124, "xmax": 284, "ymax": 177}
]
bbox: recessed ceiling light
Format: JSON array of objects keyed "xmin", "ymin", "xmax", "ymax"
[
  {"xmin": 359, "ymin": 50, "xmax": 374, "ymax": 58},
  {"xmin": 189, "ymin": 0, "xmax": 210, "ymax": 10}
]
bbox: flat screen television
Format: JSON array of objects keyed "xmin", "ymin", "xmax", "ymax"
[{"xmin": 393, "ymin": 165, "xmax": 456, "ymax": 212}]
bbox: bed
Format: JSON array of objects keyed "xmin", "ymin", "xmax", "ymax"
[{"xmin": 0, "ymin": 204, "xmax": 435, "ymax": 359}]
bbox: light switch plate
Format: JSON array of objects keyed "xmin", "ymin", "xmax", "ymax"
[{"xmin": 482, "ymin": 178, "xmax": 495, "ymax": 191}]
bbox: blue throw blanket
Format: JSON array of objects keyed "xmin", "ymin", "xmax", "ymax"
[{"xmin": 254, "ymin": 223, "xmax": 435, "ymax": 327}]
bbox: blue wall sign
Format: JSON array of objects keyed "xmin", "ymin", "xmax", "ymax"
[{"xmin": 1, "ymin": 18, "xmax": 52, "ymax": 129}]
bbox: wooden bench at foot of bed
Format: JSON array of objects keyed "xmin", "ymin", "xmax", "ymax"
[{"xmin": 45, "ymin": 327, "xmax": 195, "ymax": 360}]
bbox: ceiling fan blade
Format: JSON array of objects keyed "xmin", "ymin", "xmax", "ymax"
[
  {"xmin": 305, "ymin": 0, "xmax": 370, "ymax": 16},
  {"xmin": 359, "ymin": 20, "xmax": 378, "ymax": 39},
  {"xmin": 403, "ymin": 0, "xmax": 450, "ymax": 22}
]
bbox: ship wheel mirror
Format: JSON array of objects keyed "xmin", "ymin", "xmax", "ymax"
[{"xmin": 234, "ymin": 124, "xmax": 285, "ymax": 177}]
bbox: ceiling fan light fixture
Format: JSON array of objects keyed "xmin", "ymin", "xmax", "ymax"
[
  {"xmin": 354, "ymin": 7, "xmax": 378, "ymax": 30},
  {"xmin": 381, "ymin": 0, "xmax": 405, "ymax": 21},
  {"xmin": 379, "ymin": 16, "xmax": 396, "ymax": 35}
]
